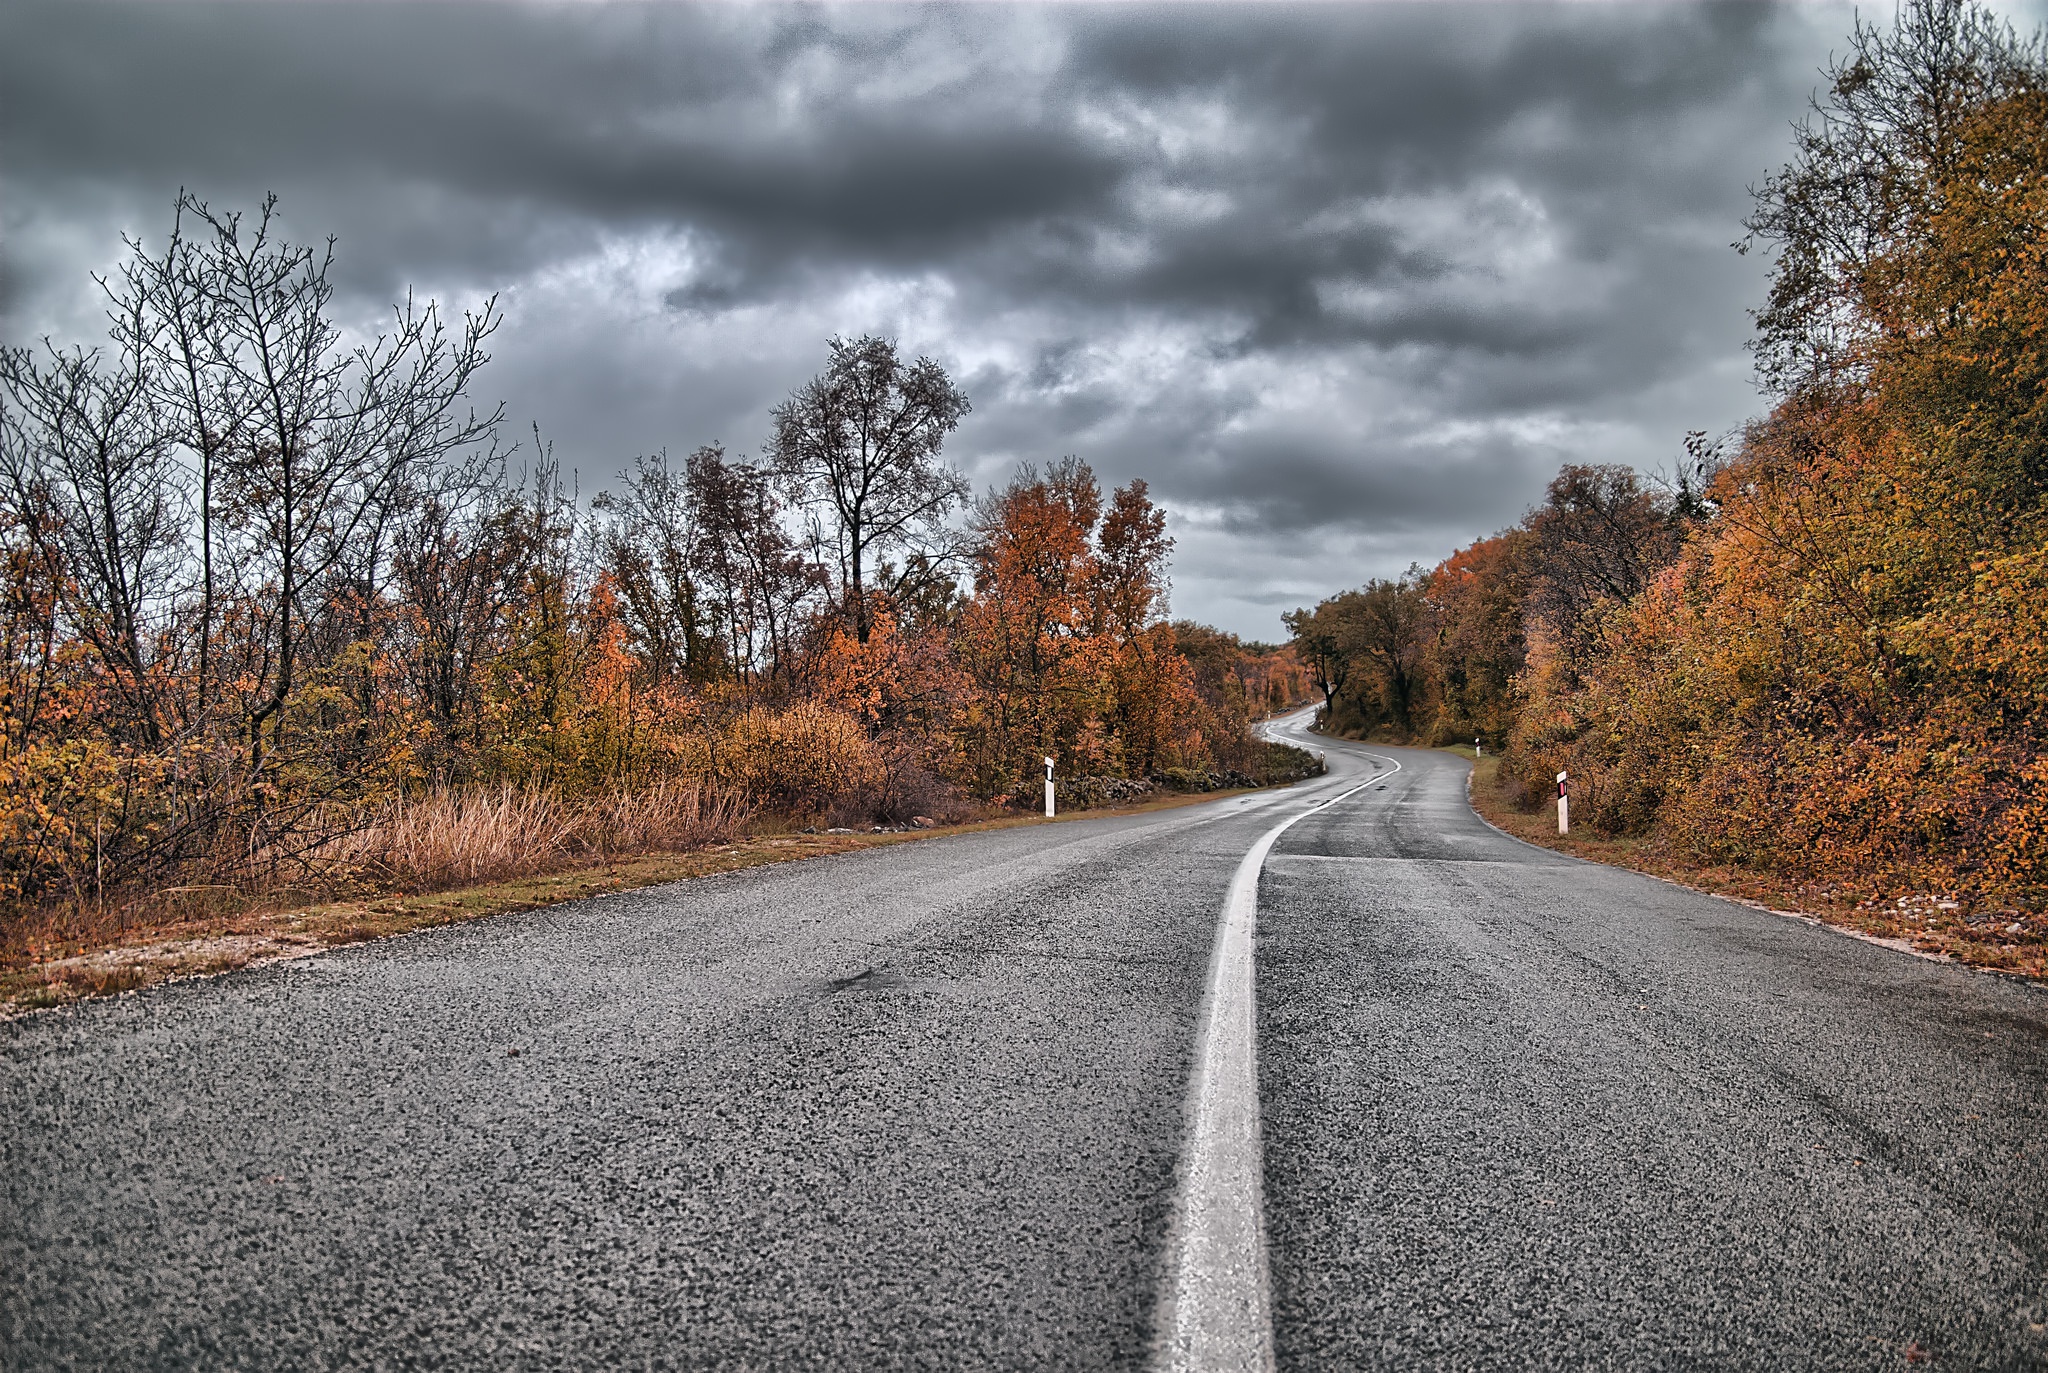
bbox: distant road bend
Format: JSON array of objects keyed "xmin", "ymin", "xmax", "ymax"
[{"xmin": 4, "ymin": 711, "xmax": 2045, "ymax": 1369}]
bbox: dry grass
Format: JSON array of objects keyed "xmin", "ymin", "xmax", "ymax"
[
  {"xmin": 1, "ymin": 833, "xmax": 877, "ymax": 1016},
  {"xmin": 1459, "ymin": 751, "xmax": 2047, "ymax": 981},
  {"xmin": 0, "ymin": 780, "xmax": 746, "ymax": 979},
  {"xmin": 320, "ymin": 781, "xmax": 750, "ymax": 890}
]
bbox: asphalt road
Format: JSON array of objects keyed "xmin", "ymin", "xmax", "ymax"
[{"xmin": 4, "ymin": 717, "xmax": 2045, "ymax": 1369}]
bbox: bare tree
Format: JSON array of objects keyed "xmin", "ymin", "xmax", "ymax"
[
  {"xmin": 390, "ymin": 461, "xmax": 531, "ymax": 773},
  {"xmin": 768, "ymin": 335, "xmax": 970, "ymax": 642},
  {"xmin": 155, "ymin": 195, "xmax": 503, "ymax": 771},
  {"xmin": 109, "ymin": 195, "xmax": 253, "ymax": 725},
  {"xmin": 593, "ymin": 449, "xmax": 716, "ymax": 684},
  {"xmin": 686, "ymin": 446, "xmax": 821, "ymax": 690},
  {"xmin": 0, "ymin": 318, "xmax": 183, "ymax": 749}
]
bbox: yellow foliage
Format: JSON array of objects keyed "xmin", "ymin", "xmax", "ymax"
[{"xmin": 713, "ymin": 701, "xmax": 886, "ymax": 817}]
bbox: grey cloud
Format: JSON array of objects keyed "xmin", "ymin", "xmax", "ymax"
[
  {"xmin": 0, "ymin": 0, "xmax": 1861, "ymax": 634},
  {"xmin": 1, "ymin": 3, "xmax": 1122, "ymax": 290}
]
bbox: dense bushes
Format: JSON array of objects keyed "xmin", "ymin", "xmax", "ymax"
[{"xmin": 712, "ymin": 702, "xmax": 885, "ymax": 822}]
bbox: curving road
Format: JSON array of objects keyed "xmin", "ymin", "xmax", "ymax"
[{"xmin": 3, "ymin": 716, "xmax": 2045, "ymax": 1369}]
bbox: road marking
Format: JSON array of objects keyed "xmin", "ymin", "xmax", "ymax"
[{"xmin": 1153, "ymin": 752, "xmax": 1398, "ymax": 1372}]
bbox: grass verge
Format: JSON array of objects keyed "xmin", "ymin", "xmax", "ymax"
[
  {"xmin": 1, "ymin": 784, "xmax": 1270, "ymax": 1019},
  {"xmin": 1457, "ymin": 750, "xmax": 2047, "ymax": 982}
]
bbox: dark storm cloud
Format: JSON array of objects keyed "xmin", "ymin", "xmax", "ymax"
[
  {"xmin": 0, "ymin": 3, "xmax": 1780, "ymax": 303},
  {"xmin": 0, "ymin": 0, "xmax": 1872, "ymax": 632},
  {"xmin": 0, "ymin": 4, "xmax": 1117, "ymax": 297}
]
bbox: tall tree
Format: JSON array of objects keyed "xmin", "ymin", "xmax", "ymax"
[
  {"xmin": 1341, "ymin": 574, "xmax": 1432, "ymax": 735},
  {"xmin": 768, "ymin": 335, "xmax": 970, "ymax": 643},
  {"xmin": 1524, "ymin": 464, "xmax": 1677, "ymax": 656},
  {"xmin": 592, "ymin": 449, "xmax": 715, "ymax": 685},
  {"xmin": 685, "ymin": 446, "xmax": 820, "ymax": 690},
  {"xmin": 389, "ymin": 464, "xmax": 531, "ymax": 773},
  {"xmin": 1283, "ymin": 598, "xmax": 1353, "ymax": 715},
  {"xmin": 1425, "ymin": 530, "xmax": 1531, "ymax": 745}
]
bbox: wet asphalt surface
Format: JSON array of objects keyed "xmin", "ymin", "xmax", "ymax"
[{"xmin": 4, "ymin": 718, "xmax": 2046, "ymax": 1369}]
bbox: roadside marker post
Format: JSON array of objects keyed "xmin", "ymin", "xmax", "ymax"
[
  {"xmin": 1045, "ymin": 756, "xmax": 1056, "ymax": 819},
  {"xmin": 1557, "ymin": 770, "xmax": 1569, "ymax": 835}
]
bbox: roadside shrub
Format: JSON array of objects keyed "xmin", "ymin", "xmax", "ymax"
[
  {"xmin": 715, "ymin": 702, "xmax": 887, "ymax": 819},
  {"xmin": 872, "ymin": 741, "xmax": 976, "ymax": 825},
  {"xmin": 1246, "ymin": 741, "xmax": 1326, "ymax": 785},
  {"xmin": 1155, "ymin": 766, "xmax": 1216, "ymax": 793}
]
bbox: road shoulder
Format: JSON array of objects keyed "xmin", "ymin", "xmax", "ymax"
[
  {"xmin": 1453, "ymin": 747, "xmax": 2047, "ymax": 983},
  {"xmin": 1, "ymin": 785, "xmax": 1282, "ymax": 1019}
]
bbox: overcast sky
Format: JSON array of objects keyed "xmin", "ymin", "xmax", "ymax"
[{"xmin": 5, "ymin": 1, "xmax": 2044, "ymax": 638}]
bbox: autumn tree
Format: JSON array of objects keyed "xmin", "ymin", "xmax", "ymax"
[
  {"xmin": 1424, "ymin": 530, "xmax": 1530, "ymax": 747},
  {"xmin": 1744, "ymin": 0, "xmax": 2042, "ymax": 395},
  {"xmin": 1344, "ymin": 574, "xmax": 1432, "ymax": 735},
  {"xmin": 1860, "ymin": 80, "xmax": 2048, "ymax": 536},
  {"xmin": 1282, "ymin": 599, "xmax": 1351, "ymax": 715},
  {"xmin": 956, "ymin": 460, "xmax": 1196, "ymax": 793},
  {"xmin": 1173, "ymin": 623, "xmax": 1276, "ymax": 722},
  {"xmin": 957, "ymin": 460, "xmax": 1100, "ymax": 787},
  {"xmin": 1286, "ymin": 576, "xmax": 1433, "ymax": 739}
]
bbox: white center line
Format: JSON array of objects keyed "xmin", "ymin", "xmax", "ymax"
[{"xmin": 1153, "ymin": 751, "xmax": 1400, "ymax": 1372}]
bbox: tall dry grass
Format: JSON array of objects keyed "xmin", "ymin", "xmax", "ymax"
[
  {"xmin": 4, "ymin": 702, "xmax": 912, "ymax": 962},
  {"xmin": 321, "ymin": 780, "xmax": 751, "ymax": 892},
  {"xmin": 0, "ymin": 779, "xmax": 753, "ymax": 965}
]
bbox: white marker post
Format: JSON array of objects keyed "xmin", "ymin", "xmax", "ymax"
[
  {"xmin": 1557, "ymin": 770, "xmax": 1570, "ymax": 835},
  {"xmin": 1475, "ymin": 736, "xmax": 1483, "ymax": 758},
  {"xmin": 1045, "ymin": 756, "xmax": 1056, "ymax": 819}
]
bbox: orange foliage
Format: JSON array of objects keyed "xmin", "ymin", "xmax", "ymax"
[
  {"xmin": 955, "ymin": 460, "xmax": 1211, "ymax": 796},
  {"xmin": 0, "ymin": 199, "xmax": 1309, "ymax": 937}
]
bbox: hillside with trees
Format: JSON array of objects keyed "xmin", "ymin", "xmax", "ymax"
[
  {"xmin": 1290, "ymin": 0, "xmax": 2048, "ymax": 950},
  {"xmin": 0, "ymin": 202, "xmax": 1313, "ymax": 958}
]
